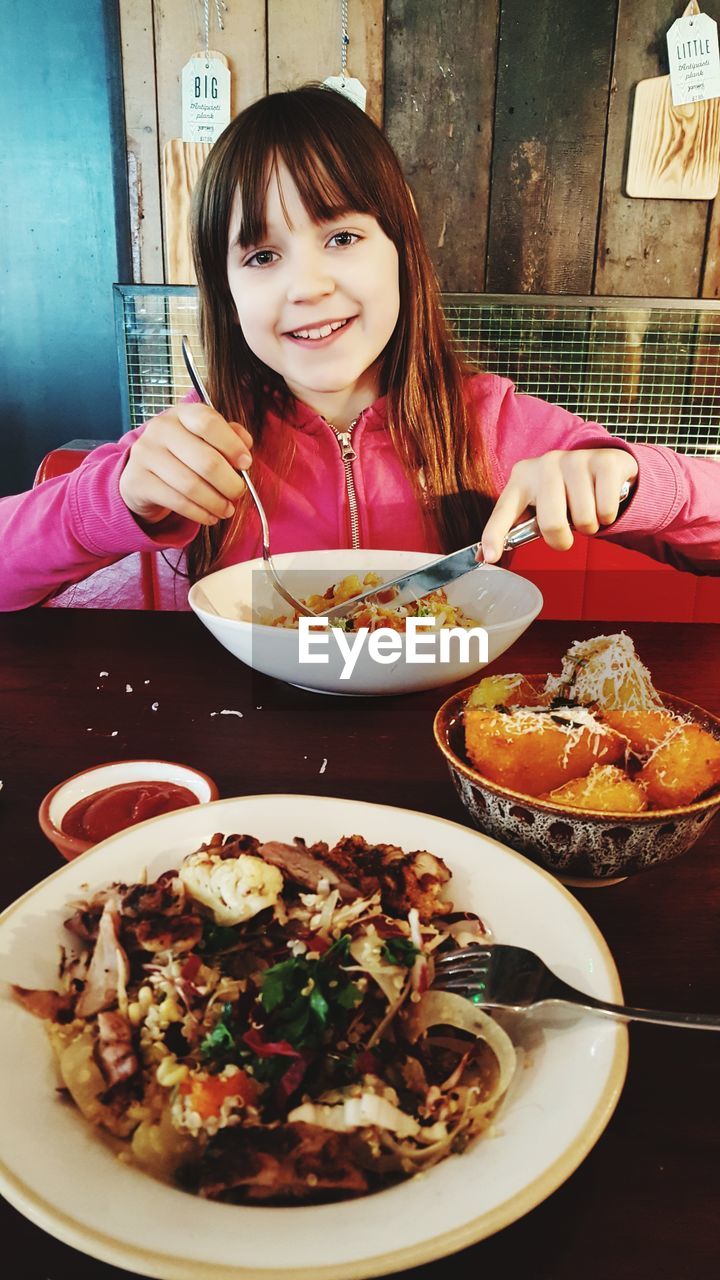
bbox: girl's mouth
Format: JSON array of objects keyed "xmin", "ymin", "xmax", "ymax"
[{"xmin": 284, "ymin": 316, "xmax": 356, "ymax": 347}]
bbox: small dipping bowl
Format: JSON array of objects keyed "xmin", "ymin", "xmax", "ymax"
[{"xmin": 39, "ymin": 759, "xmax": 219, "ymax": 860}]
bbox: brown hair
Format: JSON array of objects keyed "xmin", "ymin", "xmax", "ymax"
[{"xmin": 188, "ymin": 84, "xmax": 493, "ymax": 580}]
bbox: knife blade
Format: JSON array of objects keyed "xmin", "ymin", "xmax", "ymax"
[
  {"xmin": 319, "ymin": 479, "xmax": 633, "ymax": 622},
  {"xmin": 319, "ymin": 543, "xmax": 485, "ymax": 622}
]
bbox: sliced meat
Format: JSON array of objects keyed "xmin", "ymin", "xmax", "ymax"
[
  {"xmin": 120, "ymin": 876, "xmax": 185, "ymax": 919},
  {"xmin": 75, "ymin": 897, "xmax": 129, "ymax": 1018},
  {"xmin": 96, "ymin": 1010, "xmax": 139, "ymax": 1087},
  {"xmin": 13, "ymin": 985, "xmax": 76, "ymax": 1021},
  {"xmin": 124, "ymin": 912, "xmax": 203, "ymax": 954},
  {"xmin": 257, "ymin": 841, "xmax": 361, "ymax": 901},
  {"xmin": 191, "ymin": 1122, "xmax": 368, "ymax": 1201},
  {"xmin": 322, "ymin": 836, "xmax": 451, "ymax": 921},
  {"xmin": 204, "ymin": 833, "xmax": 262, "ymax": 859},
  {"xmin": 64, "ymin": 905, "xmax": 103, "ymax": 942}
]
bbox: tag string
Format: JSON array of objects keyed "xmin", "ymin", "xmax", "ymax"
[
  {"xmin": 341, "ymin": 0, "xmax": 349, "ymax": 77},
  {"xmin": 204, "ymin": 0, "xmax": 227, "ymax": 61}
]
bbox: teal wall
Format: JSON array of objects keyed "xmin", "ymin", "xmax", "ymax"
[{"xmin": 0, "ymin": 0, "xmax": 131, "ymax": 496}]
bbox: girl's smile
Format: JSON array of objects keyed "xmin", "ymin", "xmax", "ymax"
[
  {"xmin": 284, "ymin": 314, "xmax": 357, "ymax": 346},
  {"xmin": 226, "ymin": 162, "xmax": 400, "ymax": 426}
]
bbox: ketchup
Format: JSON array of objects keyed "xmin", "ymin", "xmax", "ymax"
[{"xmin": 61, "ymin": 781, "xmax": 198, "ymax": 842}]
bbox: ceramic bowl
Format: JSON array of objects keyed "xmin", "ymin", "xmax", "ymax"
[
  {"xmin": 433, "ymin": 680, "xmax": 720, "ymax": 885},
  {"xmin": 38, "ymin": 760, "xmax": 219, "ymax": 860},
  {"xmin": 188, "ymin": 549, "xmax": 543, "ymax": 696}
]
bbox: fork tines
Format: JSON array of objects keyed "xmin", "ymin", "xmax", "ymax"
[{"xmin": 433, "ymin": 944, "xmax": 492, "ymax": 970}]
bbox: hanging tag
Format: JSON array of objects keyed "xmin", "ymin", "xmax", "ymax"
[
  {"xmin": 182, "ymin": 53, "xmax": 231, "ymax": 144},
  {"xmin": 323, "ymin": 75, "xmax": 367, "ymax": 112},
  {"xmin": 667, "ymin": 9, "xmax": 720, "ymax": 105}
]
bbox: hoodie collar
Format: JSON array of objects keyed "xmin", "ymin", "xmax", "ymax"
[{"xmin": 277, "ymin": 392, "xmax": 390, "ymax": 435}]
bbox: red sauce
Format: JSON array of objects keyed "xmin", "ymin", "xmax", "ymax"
[{"xmin": 61, "ymin": 781, "xmax": 198, "ymax": 842}]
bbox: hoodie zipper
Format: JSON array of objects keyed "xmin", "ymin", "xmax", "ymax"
[{"xmin": 332, "ymin": 416, "xmax": 361, "ymax": 549}]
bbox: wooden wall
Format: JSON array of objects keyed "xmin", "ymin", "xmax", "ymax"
[{"xmin": 118, "ymin": 0, "xmax": 720, "ymax": 298}]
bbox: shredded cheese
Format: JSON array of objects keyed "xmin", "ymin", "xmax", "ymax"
[{"xmin": 544, "ymin": 632, "xmax": 661, "ymax": 711}]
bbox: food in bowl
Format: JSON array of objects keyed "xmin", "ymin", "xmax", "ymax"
[
  {"xmin": 14, "ymin": 832, "xmax": 516, "ymax": 1203},
  {"xmin": 271, "ymin": 572, "xmax": 482, "ymax": 632},
  {"xmin": 434, "ymin": 632, "xmax": 720, "ymax": 881},
  {"xmin": 61, "ymin": 781, "xmax": 200, "ymax": 842},
  {"xmin": 188, "ymin": 549, "xmax": 544, "ymax": 696},
  {"xmin": 463, "ymin": 633, "xmax": 720, "ymax": 811},
  {"xmin": 38, "ymin": 760, "xmax": 219, "ymax": 860}
]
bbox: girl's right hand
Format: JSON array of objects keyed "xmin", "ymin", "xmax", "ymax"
[{"xmin": 119, "ymin": 403, "xmax": 253, "ymax": 526}]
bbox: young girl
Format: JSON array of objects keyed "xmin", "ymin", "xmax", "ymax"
[{"xmin": 1, "ymin": 85, "xmax": 718, "ymax": 611}]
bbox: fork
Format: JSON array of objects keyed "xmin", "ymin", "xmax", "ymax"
[
  {"xmin": 432, "ymin": 943, "xmax": 720, "ymax": 1030},
  {"xmin": 181, "ymin": 337, "xmax": 316, "ymax": 617}
]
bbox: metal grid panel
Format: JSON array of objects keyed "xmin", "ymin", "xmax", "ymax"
[{"xmin": 115, "ymin": 287, "xmax": 720, "ymax": 456}]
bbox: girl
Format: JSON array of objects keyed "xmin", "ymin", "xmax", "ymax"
[{"xmin": 1, "ymin": 85, "xmax": 718, "ymax": 611}]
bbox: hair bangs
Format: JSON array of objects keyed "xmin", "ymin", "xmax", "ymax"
[
  {"xmin": 277, "ymin": 131, "xmax": 378, "ymax": 227},
  {"xmin": 233, "ymin": 103, "xmax": 386, "ymax": 250}
]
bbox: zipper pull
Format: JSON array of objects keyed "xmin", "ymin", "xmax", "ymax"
[{"xmin": 336, "ymin": 431, "xmax": 357, "ymax": 462}]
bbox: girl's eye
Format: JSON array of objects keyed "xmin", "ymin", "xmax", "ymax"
[
  {"xmin": 244, "ymin": 249, "xmax": 278, "ymax": 268},
  {"xmin": 327, "ymin": 231, "xmax": 359, "ymax": 248}
]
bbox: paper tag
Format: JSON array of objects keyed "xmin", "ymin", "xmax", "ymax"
[
  {"xmin": 323, "ymin": 75, "xmax": 367, "ymax": 112},
  {"xmin": 182, "ymin": 55, "xmax": 231, "ymax": 143},
  {"xmin": 667, "ymin": 12, "xmax": 720, "ymax": 105}
]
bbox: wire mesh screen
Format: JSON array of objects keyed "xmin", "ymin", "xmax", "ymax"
[{"xmin": 115, "ymin": 287, "xmax": 720, "ymax": 455}]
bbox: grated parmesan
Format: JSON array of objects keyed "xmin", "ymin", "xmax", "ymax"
[{"xmin": 544, "ymin": 632, "xmax": 661, "ymax": 711}]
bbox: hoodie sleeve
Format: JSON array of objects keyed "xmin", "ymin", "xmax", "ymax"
[
  {"xmin": 0, "ymin": 430, "xmax": 199, "ymax": 611},
  {"xmin": 474, "ymin": 374, "xmax": 720, "ymax": 574}
]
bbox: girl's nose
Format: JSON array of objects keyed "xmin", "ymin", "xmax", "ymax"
[{"xmin": 285, "ymin": 255, "xmax": 334, "ymax": 304}]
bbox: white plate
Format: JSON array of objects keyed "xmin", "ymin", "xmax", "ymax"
[{"xmin": 0, "ymin": 795, "xmax": 627, "ymax": 1280}]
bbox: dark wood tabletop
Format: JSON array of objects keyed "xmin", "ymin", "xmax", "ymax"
[{"xmin": 1, "ymin": 610, "xmax": 719, "ymax": 1280}]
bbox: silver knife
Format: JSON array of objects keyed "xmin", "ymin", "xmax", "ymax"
[{"xmin": 320, "ymin": 480, "xmax": 633, "ymax": 622}]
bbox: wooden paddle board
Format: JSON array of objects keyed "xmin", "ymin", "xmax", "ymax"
[{"xmin": 626, "ymin": 73, "xmax": 720, "ymax": 199}]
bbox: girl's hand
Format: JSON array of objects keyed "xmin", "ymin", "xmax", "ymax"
[
  {"xmin": 119, "ymin": 403, "xmax": 253, "ymax": 526},
  {"xmin": 481, "ymin": 448, "xmax": 638, "ymax": 562}
]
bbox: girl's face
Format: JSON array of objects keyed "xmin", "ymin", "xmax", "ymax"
[{"xmin": 226, "ymin": 161, "xmax": 400, "ymax": 422}]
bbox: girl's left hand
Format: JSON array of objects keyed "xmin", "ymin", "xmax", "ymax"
[{"xmin": 480, "ymin": 447, "xmax": 639, "ymax": 563}]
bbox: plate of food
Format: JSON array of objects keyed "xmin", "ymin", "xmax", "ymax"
[{"xmin": 0, "ymin": 794, "xmax": 627, "ymax": 1279}]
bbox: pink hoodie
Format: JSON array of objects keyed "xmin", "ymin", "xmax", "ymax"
[{"xmin": 1, "ymin": 374, "xmax": 718, "ymax": 610}]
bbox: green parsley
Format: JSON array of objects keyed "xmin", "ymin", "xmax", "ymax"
[
  {"xmin": 259, "ymin": 934, "xmax": 361, "ymax": 1049},
  {"xmin": 381, "ymin": 937, "xmax": 420, "ymax": 968},
  {"xmin": 199, "ymin": 1001, "xmax": 237, "ymax": 1063}
]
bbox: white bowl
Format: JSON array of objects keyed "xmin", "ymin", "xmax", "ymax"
[{"xmin": 188, "ymin": 549, "xmax": 543, "ymax": 696}]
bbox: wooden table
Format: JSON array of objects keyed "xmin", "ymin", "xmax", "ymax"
[{"xmin": 1, "ymin": 611, "xmax": 719, "ymax": 1280}]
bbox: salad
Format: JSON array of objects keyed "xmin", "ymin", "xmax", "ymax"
[
  {"xmin": 15, "ymin": 831, "xmax": 516, "ymax": 1203},
  {"xmin": 270, "ymin": 572, "xmax": 482, "ymax": 632}
]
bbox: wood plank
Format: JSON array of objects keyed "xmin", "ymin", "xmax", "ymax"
[
  {"xmin": 162, "ymin": 139, "xmax": 211, "ymax": 283},
  {"xmin": 701, "ymin": 199, "xmax": 720, "ymax": 296},
  {"xmin": 626, "ymin": 75, "xmax": 720, "ymax": 199},
  {"xmin": 384, "ymin": 1, "xmax": 499, "ymax": 293},
  {"xmin": 154, "ymin": 0, "xmax": 267, "ymax": 147},
  {"xmin": 117, "ymin": 0, "xmax": 163, "ymax": 282},
  {"xmin": 595, "ymin": 0, "xmax": 720, "ymax": 298},
  {"xmin": 486, "ymin": 0, "xmax": 616, "ymax": 295},
  {"xmin": 268, "ymin": 0, "xmax": 384, "ymax": 125},
  {"xmin": 152, "ymin": 0, "xmax": 267, "ymax": 286}
]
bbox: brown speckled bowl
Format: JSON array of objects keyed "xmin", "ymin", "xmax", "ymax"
[{"xmin": 433, "ymin": 679, "xmax": 720, "ymax": 886}]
